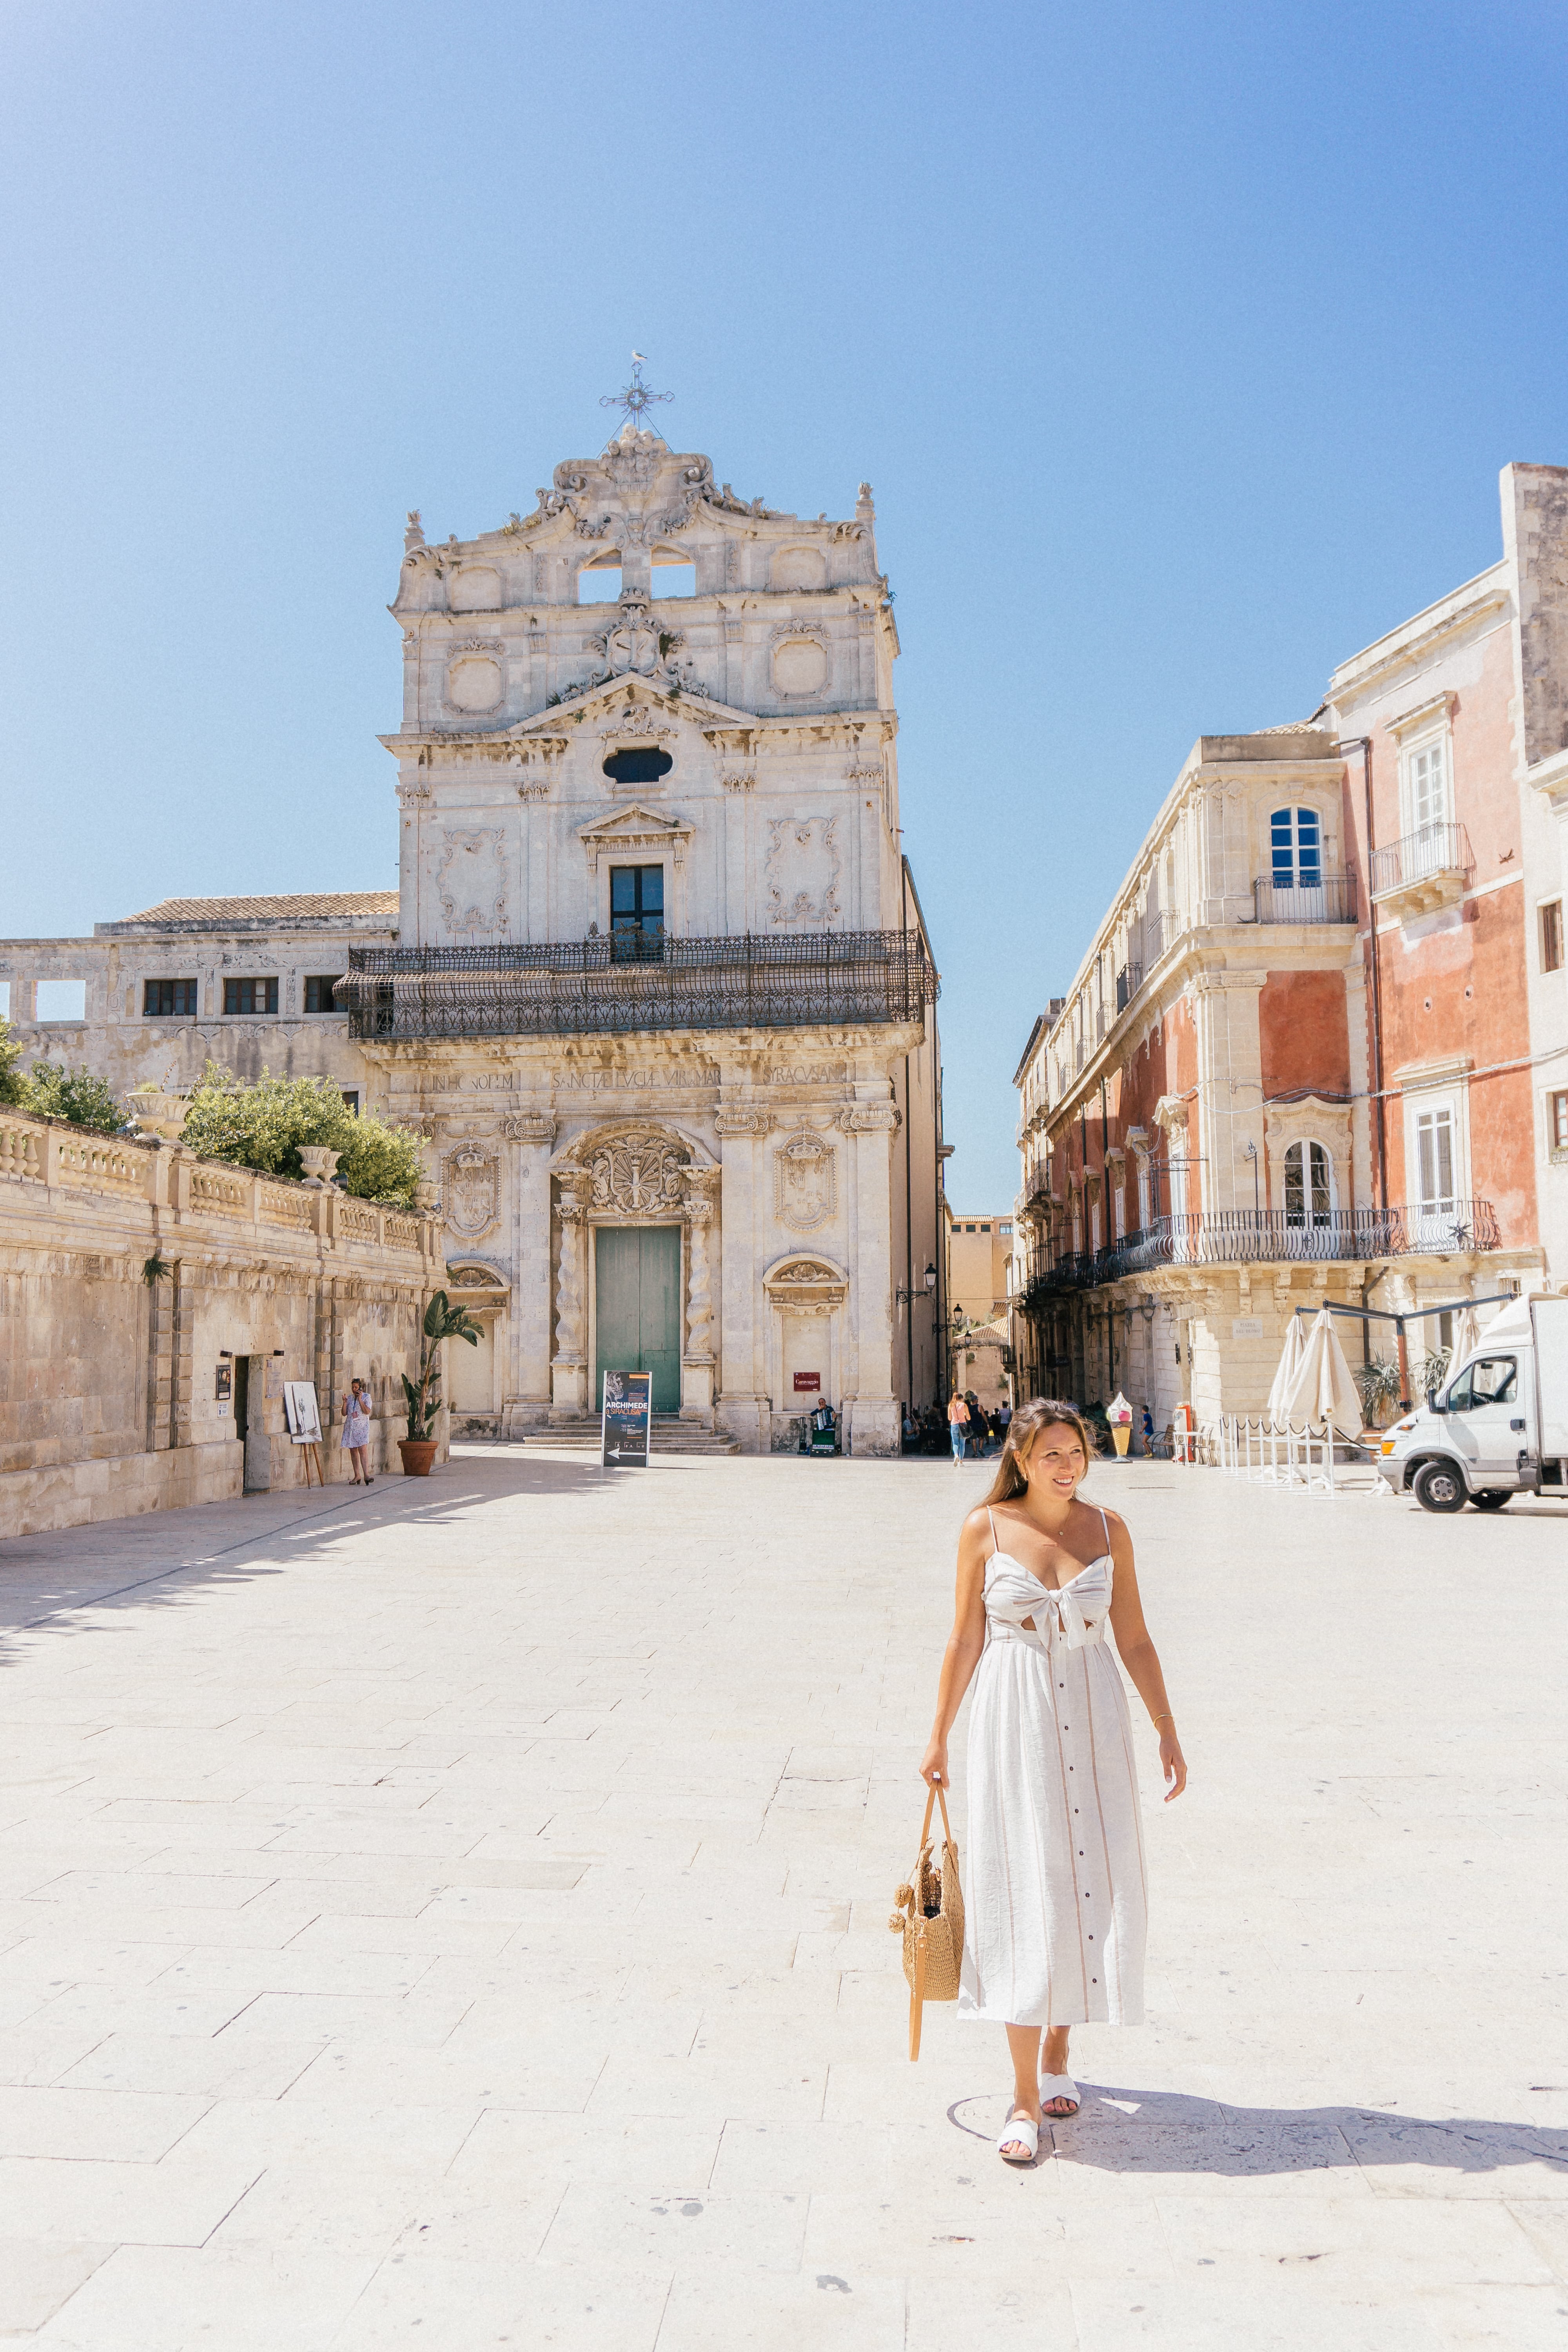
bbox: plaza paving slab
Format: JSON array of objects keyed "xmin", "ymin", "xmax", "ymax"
[{"xmin": 0, "ymin": 1447, "xmax": 1563, "ymax": 2347}]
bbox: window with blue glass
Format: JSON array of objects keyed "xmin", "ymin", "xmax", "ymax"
[
  {"xmin": 1271, "ymin": 807, "xmax": 1322, "ymax": 889},
  {"xmin": 610, "ymin": 864, "xmax": 664, "ymax": 947}
]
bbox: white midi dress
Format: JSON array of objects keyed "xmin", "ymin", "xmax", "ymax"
[{"xmin": 958, "ymin": 1506, "xmax": 1148, "ymax": 2029}]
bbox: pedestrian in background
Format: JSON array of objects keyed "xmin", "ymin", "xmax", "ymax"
[
  {"xmin": 341, "ymin": 1377, "xmax": 374, "ymax": 1485},
  {"xmin": 947, "ymin": 1390, "xmax": 970, "ymax": 1463}
]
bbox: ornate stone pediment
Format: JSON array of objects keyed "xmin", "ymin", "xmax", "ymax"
[
  {"xmin": 578, "ymin": 804, "xmax": 693, "ymax": 869},
  {"xmin": 763, "ymin": 1251, "xmax": 849, "ymax": 1314}
]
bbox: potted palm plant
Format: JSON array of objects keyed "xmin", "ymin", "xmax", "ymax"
[{"xmin": 398, "ymin": 1290, "xmax": 482, "ymax": 1475}]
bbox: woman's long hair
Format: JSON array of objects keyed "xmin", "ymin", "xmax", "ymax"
[{"xmin": 983, "ymin": 1397, "xmax": 1096, "ymax": 1507}]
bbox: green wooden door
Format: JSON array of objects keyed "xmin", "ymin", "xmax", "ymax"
[{"xmin": 595, "ymin": 1226, "xmax": 682, "ymax": 1412}]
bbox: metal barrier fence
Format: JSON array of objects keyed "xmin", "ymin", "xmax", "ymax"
[{"xmin": 1205, "ymin": 1414, "xmax": 1340, "ymax": 1493}]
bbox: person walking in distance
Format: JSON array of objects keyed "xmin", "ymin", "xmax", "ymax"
[
  {"xmin": 947, "ymin": 1390, "xmax": 970, "ymax": 1463},
  {"xmin": 920, "ymin": 1398, "xmax": 1186, "ymax": 2165},
  {"xmin": 341, "ymin": 1377, "xmax": 374, "ymax": 1485}
]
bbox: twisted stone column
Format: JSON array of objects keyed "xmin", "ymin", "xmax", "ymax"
[
  {"xmin": 550, "ymin": 1178, "xmax": 588, "ymax": 1417},
  {"xmin": 680, "ymin": 1168, "xmax": 720, "ymax": 1419}
]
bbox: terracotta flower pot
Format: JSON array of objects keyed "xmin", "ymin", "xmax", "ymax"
[{"xmin": 397, "ymin": 1438, "xmax": 438, "ymax": 1477}]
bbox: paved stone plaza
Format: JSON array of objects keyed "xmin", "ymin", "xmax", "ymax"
[{"xmin": 0, "ymin": 1450, "xmax": 1563, "ymax": 2348}]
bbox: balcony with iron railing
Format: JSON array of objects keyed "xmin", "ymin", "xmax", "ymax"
[
  {"xmin": 1018, "ymin": 1200, "xmax": 1500, "ymax": 1307},
  {"xmin": 1369, "ymin": 822, "xmax": 1473, "ymax": 919},
  {"xmin": 1251, "ymin": 874, "xmax": 1357, "ymax": 925},
  {"xmin": 1115, "ymin": 961, "xmax": 1143, "ymax": 1013},
  {"xmin": 338, "ymin": 930, "xmax": 938, "ymax": 1041}
]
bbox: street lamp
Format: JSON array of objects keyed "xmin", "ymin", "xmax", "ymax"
[{"xmin": 897, "ymin": 1262, "xmax": 938, "ymax": 1307}]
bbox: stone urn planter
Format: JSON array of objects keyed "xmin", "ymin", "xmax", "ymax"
[
  {"xmin": 397, "ymin": 1438, "xmax": 438, "ymax": 1477},
  {"xmin": 298, "ymin": 1146, "xmax": 342, "ymax": 1186},
  {"xmin": 125, "ymin": 1086, "xmax": 189, "ymax": 1142}
]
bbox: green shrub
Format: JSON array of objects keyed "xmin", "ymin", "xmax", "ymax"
[
  {"xmin": 22, "ymin": 1061, "xmax": 126, "ymax": 1134},
  {"xmin": 0, "ymin": 1019, "xmax": 25, "ymax": 1108},
  {"xmin": 179, "ymin": 1065, "xmax": 425, "ymax": 1208}
]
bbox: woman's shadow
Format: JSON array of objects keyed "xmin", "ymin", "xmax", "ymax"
[{"xmin": 948, "ymin": 2081, "xmax": 1568, "ymax": 2178}]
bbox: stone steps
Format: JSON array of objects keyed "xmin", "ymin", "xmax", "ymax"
[{"xmin": 527, "ymin": 1416, "xmax": 742, "ymax": 1458}]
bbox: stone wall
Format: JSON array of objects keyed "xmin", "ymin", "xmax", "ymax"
[{"xmin": 0, "ymin": 1106, "xmax": 447, "ymax": 1538}]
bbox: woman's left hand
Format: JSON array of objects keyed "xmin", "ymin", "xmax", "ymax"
[{"xmin": 1159, "ymin": 1730, "xmax": 1187, "ymax": 1802}]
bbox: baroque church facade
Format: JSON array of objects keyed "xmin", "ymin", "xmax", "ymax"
[{"xmin": 1, "ymin": 406, "xmax": 945, "ymax": 1454}]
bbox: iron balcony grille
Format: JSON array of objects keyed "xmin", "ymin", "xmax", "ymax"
[
  {"xmin": 1018, "ymin": 1201, "xmax": 1500, "ymax": 1305},
  {"xmin": 1251, "ymin": 874, "xmax": 1357, "ymax": 924},
  {"xmin": 1370, "ymin": 822, "xmax": 1472, "ymax": 899},
  {"xmin": 339, "ymin": 930, "xmax": 938, "ymax": 1042}
]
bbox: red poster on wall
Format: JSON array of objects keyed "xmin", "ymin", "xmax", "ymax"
[{"xmin": 793, "ymin": 1372, "xmax": 821, "ymax": 1392}]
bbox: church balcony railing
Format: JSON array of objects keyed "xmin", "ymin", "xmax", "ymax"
[
  {"xmin": 338, "ymin": 930, "xmax": 938, "ymax": 1042},
  {"xmin": 1020, "ymin": 1202, "xmax": 1500, "ymax": 1295}
]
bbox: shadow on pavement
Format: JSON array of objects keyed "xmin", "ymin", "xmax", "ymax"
[
  {"xmin": 0, "ymin": 1448, "xmax": 612, "ymax": 1662},
  {"xmin": 949, "ymin": 2081, "xmax": 1568, "ymax": 2175}
]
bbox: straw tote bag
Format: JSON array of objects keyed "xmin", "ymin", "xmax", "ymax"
[{"xmin": 888, "ymin": 1782, "xmax": 964, "ymax": 2060}]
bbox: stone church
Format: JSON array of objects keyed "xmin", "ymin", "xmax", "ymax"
[{"xmin": 1, "ymin": 401, "xmax": 946, "ymax": 1454}]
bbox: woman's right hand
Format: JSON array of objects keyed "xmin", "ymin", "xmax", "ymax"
[{"xmin": 919, "ymin": 1736, "xmax": 948, "ymax": 1788}]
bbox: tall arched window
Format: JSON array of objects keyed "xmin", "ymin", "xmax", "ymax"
[
  {"xmin": 1271, "ymin": 806, "xmax": 1322, "ymax": 889},
  {"xmin": 1284, "ymin": 1140, "xmax": 1333, "ymax": 1228}
]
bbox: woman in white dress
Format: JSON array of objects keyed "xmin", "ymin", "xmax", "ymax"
[{"xmin": 920, "ymin": 1399, "xmax": 1186, "ymax": 2165}]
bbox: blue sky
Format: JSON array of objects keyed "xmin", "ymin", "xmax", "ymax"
[{"xmin": 3, "ymin": 0, "xmax": 1564, "ymax": 1200}]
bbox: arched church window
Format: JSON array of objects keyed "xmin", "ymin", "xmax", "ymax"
[{"xmin": 1283, "ymin": 1139, "xmax": 1333, "ymax": 1228}]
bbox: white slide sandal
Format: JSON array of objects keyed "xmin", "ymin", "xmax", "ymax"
[
  {"xmin": 1039, "ymin": 2072, "xmax": 1080, "ymax": 2117},
  {"xmin": 996, "ymin": 2111, "xmax": 1040, "ymax": 2165}
]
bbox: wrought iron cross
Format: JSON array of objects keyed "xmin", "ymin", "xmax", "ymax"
[{"xmin": 601, "ymin": 355, "xmax": 673, "ymax": 428}]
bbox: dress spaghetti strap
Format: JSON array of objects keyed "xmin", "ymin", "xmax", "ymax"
[
  {"xmin": 986, "ymin": 1507, "xmax": 999, "ymax": 1559},
  {"xmin": 1099, "ymin": 1505, "xmax": 1111, "ymax": 1558}
]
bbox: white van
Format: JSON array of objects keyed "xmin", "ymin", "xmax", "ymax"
[{"xmin": 1382, "ymin": 1292, "xmax": 1568, "ymax": 1512}]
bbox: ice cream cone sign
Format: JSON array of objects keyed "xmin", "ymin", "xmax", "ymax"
[{"xmin": 1108, "ymin": 1391, "xmax": 1133, "ymax": 1458}]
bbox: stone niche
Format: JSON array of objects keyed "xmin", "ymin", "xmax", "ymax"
[
  {"xmin": 449, "ymin": 566, "xmax": 501, "ymax": 613},
  {"xmin": 772, "ymin": 636, "xmax": 828, "ymax": 696},
  {"xmin": 446, "ymin": 653, "xmax": 503, "ymax": 712}
]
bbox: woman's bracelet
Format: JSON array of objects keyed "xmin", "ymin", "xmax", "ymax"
[{"xmin": 1152, "ymin": 1712, "xmax": 1174, "ymax": 1726}]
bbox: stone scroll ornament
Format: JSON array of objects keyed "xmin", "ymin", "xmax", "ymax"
[{"xmin": 436, "ymin": 829, "xmax": 508, "ymax": 938}]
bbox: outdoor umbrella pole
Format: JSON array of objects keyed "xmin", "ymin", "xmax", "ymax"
[{"xmin": 1395, "ymin": 1317, "xmax": 1412, "ymax": 1414}]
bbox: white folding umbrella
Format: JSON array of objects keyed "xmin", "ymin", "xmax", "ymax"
[
  {"xmin": 1282, "ymin": 1306, "xmax": 1363, "ymax": 1437},
  {"xmin": 1265, "ymin": 1312, "xmax": 1307, "ymax": 1427},
  {"xmin": 1450, "ymin": 1303, "xmax": 1480, "ymax": 1365}
]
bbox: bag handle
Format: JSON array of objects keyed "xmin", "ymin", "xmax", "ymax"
[{"xmin": 917, "ymin": 1780, "xmax": 955, "ymax": 1859}]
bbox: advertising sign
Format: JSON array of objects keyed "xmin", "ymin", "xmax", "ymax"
[
  {"xmin": 601, "ymin": 1369, "xmax": 652, "ymax": 1469},
  {"xmin": 283, "ymin": 1381, "xmax": 323, "ymax": 1444}
]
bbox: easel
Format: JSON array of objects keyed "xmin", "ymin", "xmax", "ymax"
[{"xmin": 299, "ymin": 1443, "xmax": 325, "ymax": 1488}]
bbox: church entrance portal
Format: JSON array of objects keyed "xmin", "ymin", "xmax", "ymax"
[{"xmin": 594, "ymin": 1227, "xmax": 681, "ymax": 1412}]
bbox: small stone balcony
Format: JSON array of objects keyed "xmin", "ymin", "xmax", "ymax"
[{"xmin": 1370, "ymin": 823, "xmax": 1473, "ymax": 920}]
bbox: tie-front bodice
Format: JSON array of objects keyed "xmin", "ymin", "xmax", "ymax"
[{"xmin": 984, "ymin": 1552, "xmax": 1112, "ymax": 1653}]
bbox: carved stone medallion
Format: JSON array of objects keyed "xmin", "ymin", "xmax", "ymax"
[
  {"xmin": 775, "ymin": 1129, "xmax": 837, "ymax": 1233},
  {"xmin": 444, "ymin": 1145, "xmax": 500, "ymax": 1240},
  {"xmin": 588, "ymin": 1131, "xmax": 688, "ymax": 1217}
]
